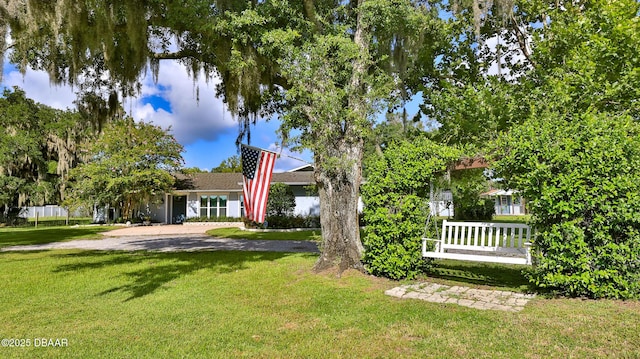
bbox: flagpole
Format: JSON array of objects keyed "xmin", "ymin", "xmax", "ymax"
[
  {"xmin": 241, "ymin": 144, "xmax": 313, "ymax": 166},
  {"xmin": 279, "ymin": 153, "xmax": 313, "ymax": 166},
  {"xmin": 241, "ymin": 143, "xmax": 278, "ymax": 155}
]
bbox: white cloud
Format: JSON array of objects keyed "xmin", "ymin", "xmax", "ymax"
[
  {"xmin": 2, "ymin": 69, "xmax": 77, "ymax": 110},
  {"xmin": 1, "ymin": 56, "xmax": 240, "ymax": 147},
  {"xmin": 127, "ymin": 61, "xmax": 238, "ymax": 145},
  {"xmin": 483, "ymin": 30, "xmax": 531, "ymax": 79}
]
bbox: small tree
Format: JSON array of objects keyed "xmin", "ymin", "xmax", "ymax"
[
  {"xmin": 65, "ymin": 118, "xmax": 184, "ymax": 220},
  {"xmin": 182, "ymin": 167, "xmax": 208, "ymax": 174},
  {"xmin": 362, "ymin": 138, "xmax": 460, "ymax": 280},
  {"xmin": 211, "ymin": 155, "xmax": 242, "ymax": 173},
  {"xmin": 266, "ymin": 182, "xmax": 296, "ymax": 217}
]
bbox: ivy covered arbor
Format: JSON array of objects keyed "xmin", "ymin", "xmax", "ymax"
[{"xmin": 362, "ymin": 138, "xmax": 460, "ymax": 280}]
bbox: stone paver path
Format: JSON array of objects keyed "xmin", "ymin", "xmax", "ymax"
[{"xmin": 385, "ymin": 282, "xmax": 535, "ymax": 312}]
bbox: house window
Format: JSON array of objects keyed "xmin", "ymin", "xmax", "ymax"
[
  {"xmin": 499, "ymin": 195, "xmax": 511, "ymax": 215},
  {"xmin": 240, "ymin": 195, "xmax": 245, "ymax": 218},
  {"xmin": 200, "ymin": 195, "xmax": 228, "ymax": 218}
]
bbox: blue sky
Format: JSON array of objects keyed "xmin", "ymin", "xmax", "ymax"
[{"xmin": 1, "ymin": 50, "xmax": 316, "ymax": 172}]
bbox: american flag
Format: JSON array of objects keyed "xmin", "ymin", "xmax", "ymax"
[{"xmin": 241, "ymin": 144, "xmax": 277, "ymax": 223}]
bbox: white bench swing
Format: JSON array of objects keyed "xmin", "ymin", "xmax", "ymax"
[
  {"xmin": 422, "ymin": 220, "xmax": 533, "ymax": 265},
  {"xmin": 420, "ymin": 195, "xmax": 533, "ymax": 265}
]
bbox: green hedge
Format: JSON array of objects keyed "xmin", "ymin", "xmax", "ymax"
[
  {"xmin": 453, "ymin": 198, "xmax": 495, "ymax": 221},
  {"xmin": 11, "ymin": 218, "xmax": 93, "ymax": 227},
  {"xmin": 361, "ymin": 138, "xmax": 461, "ymax": 280},
  {"xmin": 493, "ymin": 112, "xmax": 640, "ymax": 299},
  {"xmin": 184, "ymin": 216, "xmax": 243, "ymax": 223},
  {"xmin": 245, "ymin": 215, "xmax": 321, "ymax": 229}
]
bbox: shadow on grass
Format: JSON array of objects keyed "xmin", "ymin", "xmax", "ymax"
[
  {"xmin": 0, "ymin": 226, "xmax": 114, "ymax": 248},
  {"xmin": 52, "ymin": 250, "xmax": 316, "ymax": 302},
  {"xmin": 424, "ymin": 259, "xmax": 533, "ymax": 291}
]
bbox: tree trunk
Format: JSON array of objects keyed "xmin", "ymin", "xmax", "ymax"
[
  {"xmin": 312, "ymin": 0, "xmax": 369, "ymax": 274},
  {"xmin": 313, "ymin": 139, "xmax": 365, "ymax": 273}
]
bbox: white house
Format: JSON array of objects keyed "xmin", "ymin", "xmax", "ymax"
[
  {"xmin": 482, "ymin": 189, "xmax": 527, "ymax": 215},
  {"xmin": 150, "ymin": 171, "xmax": 319, "ymax": 224}
]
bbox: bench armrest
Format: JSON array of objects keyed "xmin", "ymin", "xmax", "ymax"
[{"xmin": 422, "ymin": 237, "xmax": 442, "ymax": 254}]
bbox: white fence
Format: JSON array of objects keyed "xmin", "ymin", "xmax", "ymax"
[{"xmin": 22, "ymin": 206, "xmax": 84, "ymax": 218}]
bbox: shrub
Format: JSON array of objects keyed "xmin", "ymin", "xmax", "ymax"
[
  {"xmin": 453, "ymin": 198, "xmax": 494, "ymax": 221},
  {"xmin": 0, "ymin": 207, "xmax": 27, "ymax": 226},
  {"xmin": 492, "ymin": 112, "xmax": 640, "ymax": 299},
  {"xmin": 266, "ymin": 183, "xmax": 296, "ymax": 217},
  {"xmin": 361, "ymin": 138, "xmax": 460, "ymax": 280},
  {"xmin": 184, "ymin": 216, "xmax": 243, "ymax": 223},
  {"xmin": 242, "ymin": 215, "xmax": 320, "ymax": 229},
  {"xmin": 451, "ymin": 168, "xmax": 494, "ymax": 221}
]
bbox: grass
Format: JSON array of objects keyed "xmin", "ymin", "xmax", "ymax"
[
  {"xmin": 491, "ymin": 215, "xmax": 531, "ymax": 223},
  {"xmin": 1, "ymin": 226, "xmax": 639, "ymax": 358},
  {"xmin": 424, "ymin": 259, "xmax": 532, "ymax": 292},
  {"xmin": 0, "ymin": 226, "xmax": 117, "ymax": 249},
  {"xmin": 206, "ymin": 227, "xmax": 323, "ymax": 241},
  {"xmin": 0, "ymin": 248, "xmax": 639, "ymax": 358}
]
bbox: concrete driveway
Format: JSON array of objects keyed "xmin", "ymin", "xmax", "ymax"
[
  {"xmin": 102, "ymin": 223, "xmax": 243, "ymax": 236},
  {"xmin": 2, "ymin": 224, "xmax": 319, "ymax": 253}
]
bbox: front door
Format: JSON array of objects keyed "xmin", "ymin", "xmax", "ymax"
[{"xmin": 172, "ymin": 196, "xmax": 187, "ymax": 223}]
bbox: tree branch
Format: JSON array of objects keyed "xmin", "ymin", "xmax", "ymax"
[
  {"xmin": 152, "ymin": 50, "xmax": 199, "ymax": 60},
  {"xmin": 303, "ymin": 0, "xmax": 324, "ymax": 34},
  {"xmin": 510, "ymin": 15, "xmax": 536, "ymax": 69}
]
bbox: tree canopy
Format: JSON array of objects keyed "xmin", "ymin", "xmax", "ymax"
[
  {"xmin": 1, "ymin": 0, "xmax": 448, "ymax": 271},
  {"xmin": 211, "ymin": 155, "xmax": 242, "ymax": 173},
  {"xmin": 65, "ymin": 118, "xmax": 184, "ymax": 220},
  {"xmin": 0, "ymin": 87, "xmax": 93, "ymax": 216}
]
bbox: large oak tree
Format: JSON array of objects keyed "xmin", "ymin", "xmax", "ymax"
[
  {"xmin": 1, "ymin": 0, "xmax": 448, "ymax": 272},
  {"xmin": 0, "ymin": 87, "xmax": 94, "ymax": 218}
]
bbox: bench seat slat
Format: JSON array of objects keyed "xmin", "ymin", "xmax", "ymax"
[
  {"xmin": 439, "ymin": 245, "xmax": 527, "ymax": 254},
  {"xmin": 422, "ymin": 251, "xmax": 529, "ymax": 265}
]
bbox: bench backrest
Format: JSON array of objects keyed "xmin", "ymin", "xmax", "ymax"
[{"xmin": 440, "ymin": 220, "xmax": 531, "ymax": 253}]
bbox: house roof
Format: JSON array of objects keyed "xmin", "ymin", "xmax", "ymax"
[
  {"xmin": 482, "ymin": 189, "xmax": 517, "ymax": 197},
  {"xmin": 453, "ymin": 157, "xmax": 489, "ymax": 171},
  {"xmin": 173, "ymin": 172, "xmax": 314, "ymax": 192},
  {"xmin": 287, "ymin": 164, "xmax": 314, "ymax": 172}
]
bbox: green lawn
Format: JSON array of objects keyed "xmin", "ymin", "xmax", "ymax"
[
  {"xmin": 0, "ymin": 226, "xmax": 118, "ymax": 249},
  {"xmin": 1, "ymin": 227, "xmax": 639, "ymax": 358},
  {"xmin": 206, "ymin": 227, "xmax": 323, "ymax": 241},
  {"xmin": 0, "ymin": 250, "xmax": 638, "ymax": 358},
  {"xmin": 424, "ymin": 260, "xmax": 532, "ymax": 292},
  {"xmin": 491, "ymin": 215, "xmax": 531, "ymax": 223}
]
